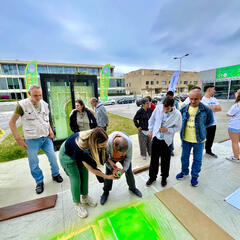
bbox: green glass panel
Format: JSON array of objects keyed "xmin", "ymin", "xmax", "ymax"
[
  {"xmin": 48, "ymin": 83, "xmax": 73, "ymax": 140},
  {"xmin": 74, "ymin": 84, "xmax": 94, "ymax": 109}
]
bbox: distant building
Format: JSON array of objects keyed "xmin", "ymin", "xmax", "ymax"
[
  {"xmin": 0, "ymin": 60, "xmax": 125, "ymax": 99},
  {"xmin": 124, "ymin": 69, "xmax": 200, "ymax": 96},
  {"xmin": 200, "ymin": 64, "xmax": 240, "ymax": 99}
]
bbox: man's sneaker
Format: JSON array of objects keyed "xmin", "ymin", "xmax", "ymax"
[
  {"xmin": 226, "ymin": 156, "xmax": 240, "ymax": 163},
  {"xmin": 36, "ymin": 182, "xmax": 44, "ymax": 194},
  {"xmin": 146, "ymin": 178, "xmax": 156, "ymax": 186},
  {"xmin": 74, "ymin": 205, "xmax": 88, "ymax": 218},
  {"xmin": 191, "ymin": 177, "xmax": 199, "ymax": 187},
  {"xmin": 81, "ymin": 196, "xmax": 97, "ymax": 207},
  {"xmin": 206, "ymin": 152, "xmax": 218, "ymax": 158},
  {"xmin": 52, "ymin": 174, "xmax": 63, "ymax": 183},
  {"xmin": 176, "ymin": 172, "xmax": 188, "ymax": 180}
]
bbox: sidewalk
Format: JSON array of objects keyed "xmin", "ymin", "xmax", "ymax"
[{"xmin": 0, "ymin": 134, "xmax": 240, "ymax": 239}]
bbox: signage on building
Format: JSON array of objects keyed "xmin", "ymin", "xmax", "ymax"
[
  {"xmin": 100, "ymin": 64, "xmax": 110, "ymax": 101},
  {"xmin": 216, "ymin": 64, "xmax": 240, "ymax": 79},
  {"xmin": 25, "ymin": 61, "xmax": 38, "ymax": 95}
]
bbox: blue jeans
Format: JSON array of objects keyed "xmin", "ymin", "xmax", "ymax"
[
  {"xmin": 25, "ymin": 137, "xmax": 59, "ymax": 184},
  {"xmin": 180, "ymin": 140, "xmax": 204, "ymax": 178}
]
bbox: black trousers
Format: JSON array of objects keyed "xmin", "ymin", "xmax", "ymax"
[
  {"xmin": 149, "ymin": 137, "xmax": 171, "ymax": 180},
  {"xmin": 205, "ymin": 125, "xmax": 216, "ymax": 154},
  {"xmin": 103, "ymin": 162, "xmax": 136, "ymax": 192}
]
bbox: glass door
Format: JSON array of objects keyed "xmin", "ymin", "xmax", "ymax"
[{"xmin": 40, "ymin": 74, "xmax": 98, "ymax": 142}]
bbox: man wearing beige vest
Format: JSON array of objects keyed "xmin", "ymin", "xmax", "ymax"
[{"xmin": 9, "ymin": 85, "xmax": 63, "ymax": 194}]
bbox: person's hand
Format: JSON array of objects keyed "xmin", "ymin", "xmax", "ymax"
[
  {"xmin": 16, "ymin": 138, "xmax": 29, "ymax": 149},
  {"xmin": 117, "ymin": 168, "xmax": 125, "ymax": 175},
  {"xmin": 138, "ymin": 127, "xmax": 142, "ymax": 131},
  {"xmin": 109, "ymin": 159, "xmax": 117, "ymax": 170},
  {"xmin": 160, "ymin": 127, "xmax": 168, "ymax": 133},
  {"xmin": 112, "ymin": 169, "xmax": 120, "ymax": 178},
  {"xmin": 107, "ymin": 174, "xmax": 119, "ymax": 180},
  {"xmin": 49, "ymin": 130, "xmax": 55, "ymax": 139},
  {"xmin": 148, "ymin": 131, "xmax": 152, "ymax": 138}
]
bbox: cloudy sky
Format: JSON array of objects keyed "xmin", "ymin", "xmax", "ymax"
[{"xmin": 1, "ymin": 0, "xmax": 240, "ymax": 74}]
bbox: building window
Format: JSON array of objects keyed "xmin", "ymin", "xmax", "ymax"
[
  {"xmin": 146, "ymin": 81, "xmax": 149, "ymax": 85},
  {"xmin": 194, "ymin": 81, "xmax": 198, "ymax": 84},
  {"xmin": 156, "ymin": 81, "xmax": 159, "ymax": 84},
  {"xmin": 87, "ymin": 68, "xmax": 98, "ymax": 75},
  {"xmin": 49, "ymin": 66, "xmax": 64, "ymax": 73},
  {"xmin": 162, "ymin": 81, "xmax": 166, "ymax": 85},
  {"xmin": 151, "ymin": 81, "xmax": 154, "ymax": 85},
  {"xmin": 13, "ymin": 78, "xmax": 19, "ymax": 89},
  {"xmin": 0, "ymin": 78, "xmax": 8, "ymax": 89},
  {"xmin": 7, "ymin": 78, "xmax": 14, "ymax": 89},
  {"xmin": 2, "ymin": 64, "xmax": 18, "ymax": 75},
  {"xmin": 180, "ymin": 81, "xmax": 182, "ymax": 84},
  {"xmin": 184, "ymin": 81, "xmax": 188, "ymax": 84},
  {"xmin": 38, "ymin": 65, "xmax": 48, "ymax": 73},
  {"xmin": 18, "ymin": 65, "xmax": 26, "ymax": 75}
]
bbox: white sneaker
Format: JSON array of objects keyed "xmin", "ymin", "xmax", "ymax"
[
  {"xmin": 81, "ymin": 196, "xmax": 97, "ymax": 207},
  {"xmin": 226, "ymin": 156, "xmax": 240, "ymax": 163},
  {"xmin": 74, "ymin": 205, "xmax": 88, "ymax": 218}
]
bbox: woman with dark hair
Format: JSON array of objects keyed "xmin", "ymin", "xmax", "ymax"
[
  {"xmin": 70, "ymin": 99, "xmax": 97, "ymax": 133},
  {"xmin": 59, "ymin": 127, "xmax": 118, "ymax": 218},
  {"xmin": 226, "ymin": 89, "xmax": 240, "ymax": 162}
]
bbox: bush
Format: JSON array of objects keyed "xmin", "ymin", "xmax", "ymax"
[{"xmin": 0, "ymin": 95, "xmax": 10, "ymax": 99}]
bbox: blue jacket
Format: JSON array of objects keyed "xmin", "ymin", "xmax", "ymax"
[{"xmin": 180, "ymin": 102, "xmax": 214, "ymax": 143}]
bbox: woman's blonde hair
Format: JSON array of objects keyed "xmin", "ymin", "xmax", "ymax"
[{"xmin": 75, "ymin": 127, "xmax": 108, "ymax": 166}]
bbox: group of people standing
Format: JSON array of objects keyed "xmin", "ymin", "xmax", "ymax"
[
  {"xmin": 134, "ymin": 86, "xmax": 240, "ymax": 188},
  {"xmin": 9, "ymin": 84, "xmax": 240, "ymax": 219},
  {"xmin": 9, "ymin": 86, "xmax": 141, "ymax": 218}
]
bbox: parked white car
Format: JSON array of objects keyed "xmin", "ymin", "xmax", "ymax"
[{"xmin": 103, "ymin": 99, "xmax": 116, "ymax": 105}]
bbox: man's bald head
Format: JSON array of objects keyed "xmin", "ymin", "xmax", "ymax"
[
  {"xmin": 115, "ymin": 136, "xmax": 128, "ymax": 153},
  {"xmin": 189, "ymin": 89, "xmax": 202, "ymax": 107}
]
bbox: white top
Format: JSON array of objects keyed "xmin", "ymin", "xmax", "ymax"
[
  {"xmin": 148, "ymin": 105, "xmax": 182, "ymax": 146},
  {"xmin": 201, "ymin": 96, "xmax": 219, "ymax": 125},
  {"xmin": 228, "ymin": 103, "xmax": 240, "ymax": 129},
  {"xmin": 156, "ymin": 112, "xmax": 171, "ymax": 140}
]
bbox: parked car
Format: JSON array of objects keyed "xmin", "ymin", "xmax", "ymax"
[
  {"xmin": 177, "ymin": 94, "xmax": 188, "ymax": 102},
  {"xmin": 103, "ymin": 99, "xmax": 115, "ymax": 105},
  {"xmin": 117, "ymin": 97, "xmax": 135, "ymax": 104}
]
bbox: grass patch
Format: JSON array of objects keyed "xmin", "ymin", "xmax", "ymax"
[
  {"xmin": 107, "ymin": 112, "xmax": 137, "ymax": 136},
  {"xmin": 0, "ymin": 113, "xmax": 137, "ymax": 162}
]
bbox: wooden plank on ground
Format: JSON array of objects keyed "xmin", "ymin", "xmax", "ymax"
[
  {"xmin": 0, "ymin": 194, "xmax": 57, "ymax": 221},
  {"xmin": 155, "ymin": 188, "xmax": 234, "ymax": 240},
  {"xmin": 133, "ymin": 163, "xmax": 161, "ymax": 175}
]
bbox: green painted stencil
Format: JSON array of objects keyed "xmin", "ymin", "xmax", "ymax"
[{"xmin": 46, "ymin": 200, "xmax": 193, "ymax": 240}]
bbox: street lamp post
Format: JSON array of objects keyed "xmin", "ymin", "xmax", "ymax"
[{"xmin": 173, "ymin": 53, "xmax": 190, "ymax": 93}]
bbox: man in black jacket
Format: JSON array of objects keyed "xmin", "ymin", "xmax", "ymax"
[{"xmin": 133, "ymin": 98, "xmax": 152, "ymax": 160}]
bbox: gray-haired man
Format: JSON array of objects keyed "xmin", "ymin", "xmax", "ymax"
[
  {"xmin": 9, "ymin": 85, "xmax": 63, "ymax": 194},
  {"xmin": 90, "ymin": 97, "xmax": 109, "ymax": 131},
  {"xmin": 100, "ymin": 131, "xmax": 142, "ymax": 205}
]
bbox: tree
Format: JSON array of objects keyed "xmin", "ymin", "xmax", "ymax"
[
  {"xmin": 187, "ymin": 84, "xmax": 194, "ymax": 91},
  {"xmin": 74, "ymin": 71, "xmax": 88, "ymax": 75}
]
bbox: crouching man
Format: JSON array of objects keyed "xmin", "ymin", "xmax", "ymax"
[{"xmin": 100, "ymin": 131, "xmax": 142, "ymax": 205}]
